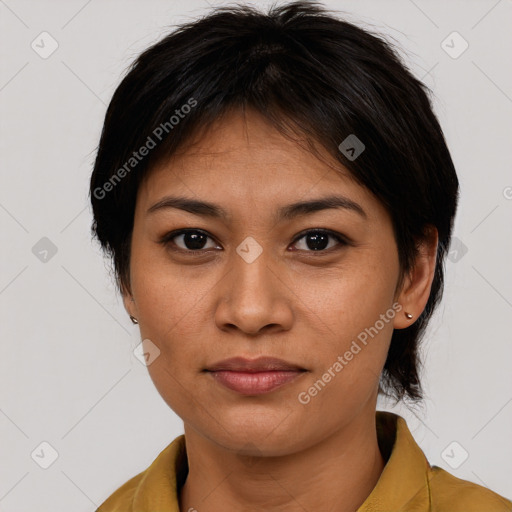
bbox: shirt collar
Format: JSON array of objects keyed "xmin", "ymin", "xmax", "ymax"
[
  {"xmin": 130, "ymin": 410, "xmax": 431, "ymax": 511},
  {"xmin": 357, "ymin": 410, "xmax": 431, "ymax": 511}
]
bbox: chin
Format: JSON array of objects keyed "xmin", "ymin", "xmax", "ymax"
[{"xmin": 205, "ymin": 413, "xmax": 307, "ymax": 455}]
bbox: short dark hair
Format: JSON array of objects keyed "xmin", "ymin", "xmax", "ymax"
[{"xmin": 89, "ymin": 1, "xmax": 459, "ymax": 405}]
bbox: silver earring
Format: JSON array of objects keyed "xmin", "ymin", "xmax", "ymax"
[
  {"xmin": 405, "ymin": 312, "xmax": 413, "ymax": 319},
  {"xmin": 129, "ymin": 315, "xmax": 138, "ymax": 324}
]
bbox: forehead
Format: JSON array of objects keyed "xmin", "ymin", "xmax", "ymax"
[{"xmin": 136, "ymin": 108, "xmax": 381, "ymax": 221}]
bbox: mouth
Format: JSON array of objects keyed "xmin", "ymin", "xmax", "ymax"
[{"xmin": 204, "ymin": 356, "xmax": 308, "ymax": 395}]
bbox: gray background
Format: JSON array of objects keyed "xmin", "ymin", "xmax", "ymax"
[{"xmin": 1, "ymin": 0, "xmax": 511, "ymax": 510}]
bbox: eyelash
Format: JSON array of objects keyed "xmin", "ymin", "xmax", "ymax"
[{"xmin": 158, "ymin": 228, "xmax": 350, "ymax": 255}]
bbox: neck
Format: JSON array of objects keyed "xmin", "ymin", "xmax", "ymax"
[{"xmin": 178, "ymin": 407, "xmax": 386, "ymax": 512}]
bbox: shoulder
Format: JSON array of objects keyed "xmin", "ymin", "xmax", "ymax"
[
  {"xmin": 96, "ymin": 470, "xmax": 145, "ymax": 511},
  {"xmin": 428, "ymin": 465, "xmax": 512, "ymax": 511},
  {"xmin": 95, "ymin": 434, "xmax": 186, "ymax": 511}
]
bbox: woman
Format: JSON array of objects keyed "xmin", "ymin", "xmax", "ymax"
[{"xmin": 90, "ymin": 2, "xmax": 511, "ymax": 510}]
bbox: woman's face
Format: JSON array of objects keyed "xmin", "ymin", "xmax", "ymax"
[{"xmin": 124, "ymin": 109, "xmax": 414, "ymax": 455}]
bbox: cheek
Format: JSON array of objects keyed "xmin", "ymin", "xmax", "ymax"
[
  {"xmin": 293, "ymin": 290, "xmax": 394, "ymax": 435},
  {"xmin": 130, "ymin": 250, "xmax": 220, "ymax": 411},
  {"xmin": 132, "ymin": 242, "xmax": 213, "ymax": 342},
  {"xmin": 291, "ymin": 255, "xmax": 398, "ymax": 398},
  {"xmin": 293, "ymin": 253, "xmax": 398, "ymax": 342}
]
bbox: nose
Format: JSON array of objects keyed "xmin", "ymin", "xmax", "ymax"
[{"xmin": 214, "ymin": 246, "xmax": 294, "ymax": 336}]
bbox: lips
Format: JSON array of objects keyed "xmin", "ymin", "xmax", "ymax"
[
  {"xmin": 205, "ymin": 356, "xmax": 305, "ymax": 372},
  {"xmin": 205, "ymin": 357, "xmax": 307, "ymax": 395}
]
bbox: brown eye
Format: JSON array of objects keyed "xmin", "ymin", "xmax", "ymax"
[
  {"xmin": 160, "ymin": 229, "xmax": 220, "ymax": 252},
  {"xmin": 291, "ymin": 230, "xmax": 348, "ymax": 252}
]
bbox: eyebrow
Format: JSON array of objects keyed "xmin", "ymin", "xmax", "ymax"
[{"xmin": 147, "ymin": 194, "xmax": 367, "ymax": 220}]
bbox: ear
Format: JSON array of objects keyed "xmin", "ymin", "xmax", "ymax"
[{"xmin": 393, "ymin": 225, "xmax": 438, "ymax": 329}]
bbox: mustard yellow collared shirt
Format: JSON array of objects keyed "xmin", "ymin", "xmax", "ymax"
[{"xmin": 96, "ymin": 411, "xmax": 512, "ymax": 511}]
